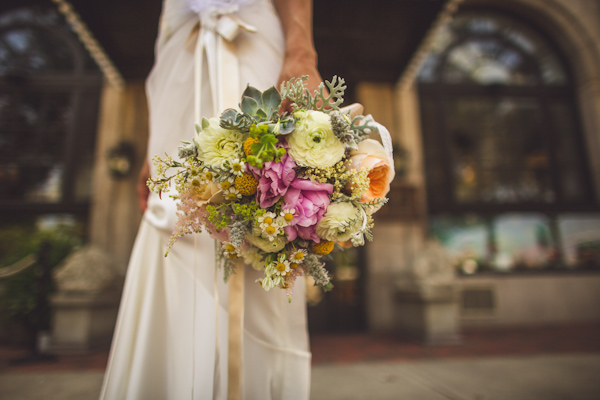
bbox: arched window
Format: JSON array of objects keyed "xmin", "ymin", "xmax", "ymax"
[
  {"xmin": 418, "ymin": 10, "xmax": 599, "ymax": 273},
  {"xmin": 0, "ymin": 7, "xmax": 101, "ymax": 225}
]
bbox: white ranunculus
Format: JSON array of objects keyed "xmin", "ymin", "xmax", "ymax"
[
  {"xmin": 287, "ymin": 110, "xmax": 345, "ymax": 168},
  {"xmin": 245, "ymin": 233, "xmax": 287, "ymax": 253},
  {"xmin": 316, "ymin": 201, "xmax": 362, "ymax": 242},
  {"xmin": 194, "ymin": 117, "xmax": 244, "ymax": 168}
]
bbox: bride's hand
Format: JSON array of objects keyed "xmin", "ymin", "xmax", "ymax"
[
  {"xmin": 137, "ymin": 160, "xmax": 150, "ymax": 212},
  {"xmin": 273, "ymin": 0, "xmax": 326, "ymax": 114},
  {"xmin": 277, "ymin": 54, "xmax": 325, "ymax": 114}
]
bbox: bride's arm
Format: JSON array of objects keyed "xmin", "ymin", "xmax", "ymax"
[{"xmin": 273, "ymin": 0, "xmax": 324, "ymax": 110}]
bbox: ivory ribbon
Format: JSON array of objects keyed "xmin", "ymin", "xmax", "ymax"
[{"xmin": 187, "ymin": 8, "xmax": 256, "ymax": 400}]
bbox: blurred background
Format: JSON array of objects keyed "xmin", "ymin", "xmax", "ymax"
[{"xmin": 1, "ymin": 0, "xmax": 600, "ymax": 398}]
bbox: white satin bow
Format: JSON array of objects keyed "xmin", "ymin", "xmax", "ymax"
[{"xmin": 191, "ymin": 7, "xmax": 257, "ymax": 123}]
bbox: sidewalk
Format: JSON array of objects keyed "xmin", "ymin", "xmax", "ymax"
[{"xmin": 1, "ymin": 324, "xmax": 600, "ymax": 399}]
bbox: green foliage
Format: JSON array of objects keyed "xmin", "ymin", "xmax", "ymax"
[
  {"xmin": 279, "ymin": 75, "xmax": 347, "ymax": 112},
  {"xmin": 0, "ymin": 222, "xmax": 82, "ymax": 337}
]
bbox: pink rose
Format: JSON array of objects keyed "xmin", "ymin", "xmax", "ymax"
[
  {"xmin": 348, "ymin": 139, "xmax": 395, "ymax": 211},
  {"xmin": 283, "ymin": 178, "xmax": 333, "ymax": 242},
  {"xmin": 249, "ymin": 150, "xmax": 296, "ymax": 208}
]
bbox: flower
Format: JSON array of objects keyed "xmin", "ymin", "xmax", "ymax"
[
  {"xmin": 248, "ymin": 149, "xmax": 296, "ymax": 208},
  {"xmin": 283, "ymin": 178, "xmax": 333, "ymax": 242},
  {"xmin": 220, "ymin": 177, "xmax": 234, "ymax": 191},
  {"xmin": 281, "ymin": 208, "xmax": 296, "ymax": 223},
  {"xmin": 348, "ymin": 139, "xmax": 395, "ymax": 207},
  {"xmin": 194, "ymin": 117, "xmax": 244, "ymax": 168},
  {"xmin": 242, "ymin": 246, "xmax": 265, "ymax": 271},
  {"xmin": 223, "ymin": 187, "xmax": 241, "ymax": 201},
  {"xmin": 316, "ymin": 201, "xmax": 362, "ymax": 242},
  {"xmin": 287, "ymin": 110, "xmax": 345, "ymax": 168},
  {"xmin": 245, "ymin": 233, "xmax": 287, "ymax": 253},
  {"xmin": 229, "ymin": 159, "xmax": 246, "ymax": 176},
  {"xmin": 223, "ymin": 242, "xmax": 240, "ymax": 258},
  {"xmin": 194, "ymin": 181, "xmax": 224, "ymax": 207},
  {"xmin": 244, "ymin": 137, "xmax": 259, "ymax": 156},
  {"xmin": 272, "ymin": 255, "xmax": 291, "ymax": 276},
  {"xmin": 258, "ymin": 212, "xmax": 277, "ymax": 227},
  {"xmin": 311, "ymin": 240, "xmax": 335, "ymax": 255},
  {"xmin": 234, "ymin": 173, "xmax": 258, "ymax": 196},
  {"xmin": 290, "ymin": 249, "xmax": 307, "ymax": 264}
]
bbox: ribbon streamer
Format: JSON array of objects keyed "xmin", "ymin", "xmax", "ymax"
[{"xmin": 189, "ymin": 8, "xmax": 256, "ymax": 400}]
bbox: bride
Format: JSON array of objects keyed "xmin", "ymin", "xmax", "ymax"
[{"xmin": 99, "ymin": 0, "xmax": 323, "ymax": 398}]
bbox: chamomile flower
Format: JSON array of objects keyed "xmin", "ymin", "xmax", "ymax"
[
  {"xmin": 223, "ymin": 187, "xmax": 242, "ymax": 201},
  {"xmin": 280, "ymin": 208, "xmax": 296, "ymax": 223},
  {"xmin": 272, "ymin": 255, "xmax": 291, "ymax": 276},
  {"xmin": 223, "ymin": 242, "xmax": 240, "ymax": 259},
  {"xmin": 258, "ymin": 212, "xmax": 277, "ymax": 229},
  {"xmin": 290, "ymin": 249, "xmax": 308, "ymax": 264},
  {"xmin": 220, "ymin": 176, "xmax": 234, "ymax": 191},
  {"xmin": 261, "ymin": 223, "xmax": 280, "ymax": 242},
  {"xmin": 274, "ymin": 216, "xmax": 287, "ymax": 228},
  {"xmin": 229, "ymin": 158, "xmax": 246, "ymax": 176}
]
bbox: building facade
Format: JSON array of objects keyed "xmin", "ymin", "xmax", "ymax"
[{"xmin": 1, "ymin": 0, "xmax": 600, "ymax": 348}]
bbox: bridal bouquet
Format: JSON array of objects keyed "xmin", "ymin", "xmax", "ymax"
[{"xmin": 148, "ymin": 76, "xmax": 394, "ymax": 298}]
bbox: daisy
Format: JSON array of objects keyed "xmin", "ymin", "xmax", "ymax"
[
  {"xmin": 280, "ymin": 208, "xmax": 296, "ymax": 223},
  {"xmin": 229, "ymin": 158, "xmax": 246, "ymax": 176},
  {"xmin": 223, "ymin": 242, "xmax": 240, "ymax": 259},
  {"xmin": 258, "ymin": 212, "xmax": 277, "ymax": 229},
  {"xmin": 261, "ymin": 223, "xmax": 280, "ymax": 242},
  {"xmin": 223, "ymin": 187, "xmax": 242, "ymax": 201},
  {"xmin": 219, "ymin": 176, "xmax": 234, "ymax": 191},
  {"xmin": 272, "ymin": 255, "xmax": 291, "ymax": 276},
  {"xmin": 290, "ymin": 249, "xmax": 307, "ymax": 265}
]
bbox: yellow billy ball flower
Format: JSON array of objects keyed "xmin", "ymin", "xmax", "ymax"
[
  {"xmin": 244, "ymin": 137, "xmax": 259, "ymax": 156},
  {"xmin": 311, "ymin": 240, "xmax": 334, "ymax": 255},
  {"xmin": 234, "ymin": 173, "xmax": 258, "ymax": 196}
]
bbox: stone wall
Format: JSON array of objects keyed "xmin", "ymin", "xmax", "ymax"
[{"xmin": 90, "ymin": 81, "xmax": 149, "ymax": 274}]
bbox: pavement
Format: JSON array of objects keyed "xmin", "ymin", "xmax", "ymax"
[{"xmin": 1, "ymin": 324, "xmax": 600, "ymax": 400}]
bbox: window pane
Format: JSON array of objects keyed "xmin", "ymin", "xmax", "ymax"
[
  {"xmin": 447, "ymin": 97, "xmax": 554, "ymax": 204},
  {"xmin": 547, "ymin": 101, "xmax": 590, "ymax": 203},
  {"xmin": 431, "ymin": 214, "xmax": 488, "ymax": 274},
  {"xmin": 0, "ymin": 91, "xmax": 73, "ymax": 203},
  {"xmin": 559, "ymin": 215, "xmax": 600, "ymax": 269},
  {"xmin": 419, "ymin": 13, "xmax": 568, "ymax": 86},
  {"xmin": 493, "ymin": 214, "xmax": 556, "ymax": 271}
]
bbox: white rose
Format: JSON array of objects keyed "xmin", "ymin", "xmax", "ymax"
[
  {"xmin": 287, "ymin": 110, "xmax": 345, "ymax": 168},
  {"xmin": 245, "ymin": 233, "xmax": 287, "ymax": 253},
  {"xmin": 194, "ymin": 117, "xmax": 244, "ymax": 168},
  {"xmin": 316, "ymin": 202, "xmax": 362, "ymax": 242}
]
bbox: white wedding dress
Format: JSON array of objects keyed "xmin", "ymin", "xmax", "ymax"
[{"xmin": 99, "ymin": 1, "xmax": 311, "ymax": 399}]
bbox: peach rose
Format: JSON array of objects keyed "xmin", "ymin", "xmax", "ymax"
[
  {"xmin": 194, "ymin": 181, "xmax": 224, "ymax": 207},
  {"xmin": 348, "ymin": 139, "xmax": 395, "ymax": 210}
]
